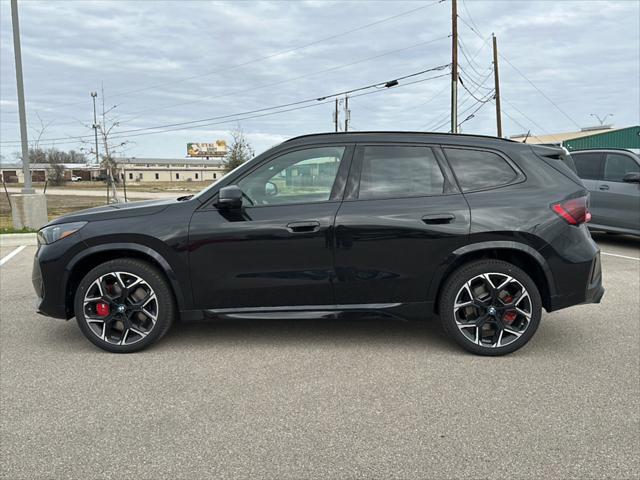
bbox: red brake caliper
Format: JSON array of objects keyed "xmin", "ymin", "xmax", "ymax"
[
  {"xmin": 503, "ymin": 310, "xmax": 517, "ymax": 325},
  {"xmin": 96, "ymin": 302, "xmax": 110, "ymax": 317}
]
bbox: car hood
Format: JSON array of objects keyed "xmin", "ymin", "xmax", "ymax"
[{"xmin": 45, "ymin": 197, "xmax": 185, "ymax": 225}]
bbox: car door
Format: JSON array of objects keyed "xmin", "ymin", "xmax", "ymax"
[
  {"xmin": 572, "ymin": 152, "xmax": 605, "ymax": 223},
  {"xmin": 188, "ymin": 144, "xmax": 353, "ymax": 310},
  {"xmin": 333, "ymin": 144, "xmax": 470, "ymax": 311},
  {"xmin": 596, "ymin": 152, "xmax": 640, "ymax": 231}
]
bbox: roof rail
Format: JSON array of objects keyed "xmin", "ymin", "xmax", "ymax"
[{"xmin": 282, "ymin": 131, "xmax": 516, "ymax": 144}]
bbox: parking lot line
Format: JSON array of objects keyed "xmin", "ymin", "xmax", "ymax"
[
  {"xmin": 0, "ymin": 245, "xmax": 26, "ymax": 267},
  {"xmin": 601, "ymin": 251, "xmax": 640, "ymax": 261}
]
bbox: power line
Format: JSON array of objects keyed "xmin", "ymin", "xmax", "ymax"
[
  {"xmin": 115, "ymin": 35, "xmax": 451, "ymax": 124},
  {"xmin": 458, "ymin": 38, "xmax": 490, "ymax": 78},
  {"xmin": 3, "ymin": 33, "xmax": 452, "ymax": 131},
  {"xmin": 498, "ymin": 55, "xmax": 581, "ymax": 129},
  {"xmin": 420, "ymin": 64, "xmax": 493, "ymax": 130},
  {"xmin": 1, "ymin": 69, "xmax": 451, "ymax": 148},
  {"xmin": 430, "ymin": 89, "xmax": 494, "ymax": 131},
  {"xmin": 15, "ymin": 0, "xmax": 447, "ymax": 114},
  {"xmin": 457, "ymin": 11, "xmax": 582, "ymax": 130},
  {"xmin": 459, "ymin": 75, "xmax": 494, "ymax": 102},
  {"xmin": 501, "ymin": 108, "xmax": 545, "ymax": 143},
  {"xmin": 457, "ymin": 96, "xmax": 494, "ymax": 129},
  {"xmin": 458, "ymin": 66, "xmax": 493, "ymax": 91},
  {"xmin": 460, "ymin": 0, "xmax": 483, "ymax": 36},
  {"xmin": 0, "ymin": 65, "xmax": 449, "ymax": 144},
  {"xmin": 501, "ymin": 97, "xmax": 563, "ymax": 144},
  {"xmin": 54, "ymin": 72, "xmax": 455, "ymax": 146},
  {"xmin": 1, "ymin": 35, "xmax": 451, "ymax": 142}
]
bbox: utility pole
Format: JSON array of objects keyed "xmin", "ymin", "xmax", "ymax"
[
  {"xmin": 91, "ymin": 92, "xmax": 100, "ymax": 164},
  {"xmin": 334, "ymin": 98, "xmax": 339, "ymax": 132},
  {"xmin": 450, "ymin": 0, "xmax": 458, "ymax": 134},
  {"xmin": 11, "ymin": 0, "xmax": 33, "ymax": 194},
  {"xmin": 344, "ymin": 95, "xmax": 350, "ymax": 132},
  {"xmin": 100, "ymin": 83, "xmax": 119, "ymax": 203},
  {"xmin": 492, "ymin": 33, "xmax": 502, "ymax": 137}
]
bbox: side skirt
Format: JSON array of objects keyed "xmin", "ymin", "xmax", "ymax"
[{"xmin": 179, "ymin": 302, "xmax": 433, "ymax": 322}]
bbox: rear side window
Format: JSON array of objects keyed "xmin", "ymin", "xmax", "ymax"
[
  {"xmin": 572, "ymin": 152, "xmax": 603, "ymax": 180},
  {"xmin": 357, "ymin": 146, "xmax": 445, "ymax": 200},
  {"xmin": 603, "ymin": 153, "xmax": 639, "ymax": 182},
  {"xmin": 444, "ymin": 148, "xmax": 517, "ymax": 191}
]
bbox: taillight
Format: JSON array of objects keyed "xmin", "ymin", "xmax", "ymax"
[{"xmin": 551, "ymin": 196, "xmax": 591, "ymax": 225}]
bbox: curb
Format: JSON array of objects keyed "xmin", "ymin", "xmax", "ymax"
[{"xmin": 0, "ymin": 233, "xmax": 38, "ymax": 246}]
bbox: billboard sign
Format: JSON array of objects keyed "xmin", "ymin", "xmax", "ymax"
[{"xmin": 187, "ymin": 140, "xmax": 227, "ymax": 157}]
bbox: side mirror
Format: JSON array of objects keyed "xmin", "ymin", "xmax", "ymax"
[
  {"xmin": 622, "ymin": 172, "xmax": 640, "ymax": 183},
  {"xmin": 265, "ymin": 181, "xmax": 278, "ymax": 197},
  {"xmin": 217, "ymin": 185, "xmax": 243, "ymax": 209}
]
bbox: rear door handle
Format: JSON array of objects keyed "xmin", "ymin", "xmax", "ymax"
[
  {"xmin": 599, "ymin": 184, "xmax": 610, "ymax": 191},
  {"xmin": 422, "ymin": 213, "xmax": 455, "ymax": 225},
  {"xmin": 286, "ymin": 221, "xmax": 320, "ymax": 233}
]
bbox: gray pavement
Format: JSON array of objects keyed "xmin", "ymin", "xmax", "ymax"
[{"xmin": 1, "ymin": 235, "xmax": 638, "ymax": 479}]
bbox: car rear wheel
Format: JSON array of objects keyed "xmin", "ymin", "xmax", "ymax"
[
  {"xmin": 74, "ymin": 258, "xmax": 175, "ymax": 353},
  {"xmin": 439, "ymin": 259, "xmax": 542, "ymax": 356}
]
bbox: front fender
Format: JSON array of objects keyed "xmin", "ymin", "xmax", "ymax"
[{"xmin": 64, "ymin": 242, "xmax": 189, "ymax": 312}]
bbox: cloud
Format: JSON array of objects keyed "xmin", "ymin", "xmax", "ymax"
[{"xmin": 1, "ymin": 0, "xmax": 638, "ymax": 159}]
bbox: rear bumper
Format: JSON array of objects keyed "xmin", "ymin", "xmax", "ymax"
[{"xmin": 548, "ymin": 249, "xmax": 604, "ymax": 311}]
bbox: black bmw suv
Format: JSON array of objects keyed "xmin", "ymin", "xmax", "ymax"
[{"xmin": 33, "ymin": 132, "xmax": 604, "ymax": 355}]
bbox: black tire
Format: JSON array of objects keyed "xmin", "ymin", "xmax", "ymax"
[
  {"xmin": 74, "ymin": 258, "xmax": 175, "ymax": 353},
  {"xmin": 439, "ymin": 259, "xmax": 542, "ymax": 356}
]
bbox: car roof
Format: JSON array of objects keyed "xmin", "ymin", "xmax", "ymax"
[
  {"xmin": 282, "ymin": 131, "xmax": 519, "ymax": 148},
  {"xmin": 571, "ymin": 148, "xmax": 637, "ymax": 154}
]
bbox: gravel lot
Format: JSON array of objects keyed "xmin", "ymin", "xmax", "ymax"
[{"xmin": 1, "ymin": 233, "xmax": 638, "ymax": 480}]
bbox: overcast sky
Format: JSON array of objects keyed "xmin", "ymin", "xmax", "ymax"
[{"xmin": 1, "ymin": 0, "xmax": 638, "ymax": 161}]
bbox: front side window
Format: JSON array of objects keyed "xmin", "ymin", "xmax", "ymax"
[
  {"xmin": 357, "ymin": 146, "xmax": 445, "ymax": 200},
  {"xmin": 603, "ymin": 153, "xmax": 639, "ymax": 182},
  {"xmin": 572, "ymin": 152, "xmax": 603, "ymax": 180},
  {"xmin": 444, "ymin": 148, "xmax": 518, "ymax": 191},
  {"xmin": 238, "ymin": 146, "xmax": 345, "ymax": 206}
]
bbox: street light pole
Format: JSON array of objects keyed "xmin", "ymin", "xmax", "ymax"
[
  {"xmin": 10, "ymin": 0, "xmax": 34, "ymax": 194},
  {"xmin": 589, "ymin": 113, "xmax": 614, "ymax": 126},
  {"xmin": 91, "ymin": 92, "xmax": 100, "ymax": 164}
]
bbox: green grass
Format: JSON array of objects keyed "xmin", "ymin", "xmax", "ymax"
[{"xmin": 0, "ymin": 226, "xmax": 36, "ymax": 234}]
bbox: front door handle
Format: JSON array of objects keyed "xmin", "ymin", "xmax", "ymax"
[
  {"xmin": 599, "ymin": 184, "xmax": 610, "ymax": 191},
  {"xmin": 422, "ymin": 213, "xmax": 455, "ymax": 225},
  {"xmin": 286, "ymin": 221, "xmax": 320, "ymax": 233}
]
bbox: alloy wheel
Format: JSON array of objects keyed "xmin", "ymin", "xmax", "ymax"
[
  {"xmin": 453, "ymin": 272, "xmax": 532, "ymax": 348},
  {"xmin": 82, "ymin": 271, "xmax": 158, "ymax": 346}
]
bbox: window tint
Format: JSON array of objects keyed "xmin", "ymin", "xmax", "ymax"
[
  {"xmin": 572, "ymin": 152, "xmax": 603, "ymax": 180},
  {"xmin": 238, "ymin": 146, "xmax": 344, "ymax": 206},
  {"xmin": 357, "ymin": 146, "xmax": 444, "ymax": 200},
  {"xmin": 603, "ymin": 153, "xmax": 639, "ymax": 182},
  {"xmin": 444, "ymin": 148, "xmax": 517, "ymax": 191}
]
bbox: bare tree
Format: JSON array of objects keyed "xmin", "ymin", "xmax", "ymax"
[
  {"xmin": 223, "ymin": 125, "xmax": 254, "ymax": 173},
  {"xmin": 30, "ymin": 113, "xmax": 53, "ymax": 151},
  {"xmin": 46, "ymin": 162, "xmax": 65, "ymax": 186},
  {"xmin": 80, "ymin": 85, "xmax": 129, "ymax": 202}
]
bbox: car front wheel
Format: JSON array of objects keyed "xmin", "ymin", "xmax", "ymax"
[
  {"xmin": 439, "ymin": 259, "xmax": 542, "ymax": 356},
  {"xmin": 74, "ymin": 258, "xmax": 175, "ymax": 353}
]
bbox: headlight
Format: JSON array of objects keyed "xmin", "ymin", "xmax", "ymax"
[{"xmin": 38, "ymin": 222, "xmax": 87, "ymax": 245}]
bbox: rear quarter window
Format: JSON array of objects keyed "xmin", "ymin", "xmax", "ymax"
[
  {"xmin": 443, "ymin": 148, "xmax": 518, "ymax": 191},
  {"xmin": 572, "ymin": 152, "xmax": 603, "ymax": 180}
]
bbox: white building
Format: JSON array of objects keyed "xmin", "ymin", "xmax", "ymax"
[{"xmin": 0, "ymin": 157, "xmax": 227, "ymax": 184}]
